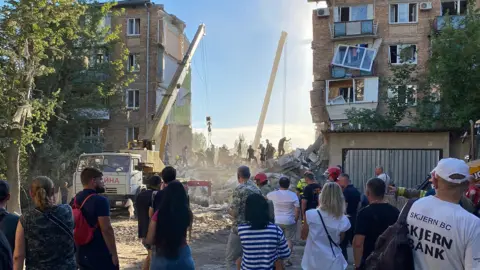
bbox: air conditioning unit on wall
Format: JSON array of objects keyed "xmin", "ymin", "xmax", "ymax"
[
  {"xmin": 420, "ymin": 2, "xmax": 432, "ymax": 10},
  {"xmin": 317, "ymin": 8, "xmax": 330, "ymax": 17}
]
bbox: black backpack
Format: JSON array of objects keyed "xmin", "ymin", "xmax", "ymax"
[{"xmin": 365, "ymin": 199, "xmax": 416, "ymax": 270}]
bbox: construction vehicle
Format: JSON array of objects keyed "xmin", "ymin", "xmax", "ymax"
[{"xmin": 73, "ymin": 24, "xmax": 207, "ymax": 208}]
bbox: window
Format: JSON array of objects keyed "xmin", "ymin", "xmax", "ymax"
[
  {"xmin": 157, "ymin": 48, "xmax": 165, "ymax": 82},
  {"xmin": 128, "ymin": 53, "xmax": 140, "ymax": 72},
  {"xmin": 441, "ymin": 0, "xmax": 467, "ymax": 15},
  {"xmin": 332, "ymin": 44, "xmax": 376, "ymax": 72},
  {"xmin": 84, "ymin": 126, "xmax": 99, "ymax": 138},
  {"xmin": 390, "ymin": 3, "xmax": 418, "ymax": 23},
  {"xmin": 335, "ymin": 5, "xmax": 373, "ymax": 22},
  {"xmin": 389, "ymin": 45, "xmax": 417, "ymax": 64},
  {"xmin": 327, "ymin": 79, "xmax": 365, "ymax": 104},
  {"xmin": 388, "ymin": 85, "xmax": 418, "ymax": 105},
  {"xmin": 126, "ymin": 127, "xmax": 140, "ymax": 143},
  {"xmin": 126, "ymin": 89, "xmax": 140, "ymax": 109},
  {"xmin": 127, "ymin": 18, "xmax": 140, "ymax": 36}
]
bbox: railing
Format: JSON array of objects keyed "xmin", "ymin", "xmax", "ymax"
[
  {"xmin": 434, "ymin": 15, "xmax": 465, "ymax": 31},
  {"xmin": 331, "ymin": 65, "xmax": 374, "ymax": 79},
  {"xmin": 330, "ymin": 20, "xmax": 377, "ymax": 38}
]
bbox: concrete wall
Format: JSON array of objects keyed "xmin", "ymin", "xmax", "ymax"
[{"xmin": 326, "ymin": 131, "xmax": 450, "ymax": 166}]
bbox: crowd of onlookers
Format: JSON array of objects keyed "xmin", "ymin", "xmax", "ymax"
[
  {"xmin": 0, "ymin": 157, "xmax": 479, "ymax": 270},
  {"xmin": 226, "ymin": 158, "xmax": 480, "ymax": 270}
]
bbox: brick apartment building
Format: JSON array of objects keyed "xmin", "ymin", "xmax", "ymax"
[
  {"xmin": 86, "ymin": 0, "xmax": 192, "ymax": 157},
  {"xmin": 309, "ymin": 0, "xmax": 475, "ymax": 135}
]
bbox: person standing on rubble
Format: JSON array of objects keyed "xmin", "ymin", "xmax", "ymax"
[
  {"xmin": 302, "ymin": 171, "xmax": 322, "ymax": 220},
  {"xmin": 277, "ymin": 137, "xmax": 290, "ymax": 157},
  {"xmin": 259, "ymin": 144, "xmax": 266, "ymax": 167},
  {"xmin": 265, "ymin": 140, "xmax": 273, "ymax": 160},
  {"xmin": 247, "ymin": 145, "xmax": 256, "ymax": 165},
  {"xmin": 226, "ymin": 166, "xmax": 261, "ymax": 270}
]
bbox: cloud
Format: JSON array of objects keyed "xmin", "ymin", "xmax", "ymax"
[{"xmin": 193, "ymin": 123, "xmax": 316, "ymax": 149}]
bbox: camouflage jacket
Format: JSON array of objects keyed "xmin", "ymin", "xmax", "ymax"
[{"xmin": 230, "ymin": 179, "xmax": 261, "ymax": 228}]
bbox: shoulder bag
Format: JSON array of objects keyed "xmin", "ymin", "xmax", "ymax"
[
  {"xmin": 317, "ymin": 209, "xmax": 340, "ymax": 257},
  {"xmin": 35, "ymin": 207, "xmax": 74, "ymax": 241}
]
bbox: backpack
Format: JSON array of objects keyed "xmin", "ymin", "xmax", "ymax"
[
  {"xmin": 0, "ymin": 230, "xmax": 12, "ymax": 270},
  {"xmin": 365, "ymin": 199, "xmax": 416, "ymax": 270},
  {"xmin": 72, "ymin": 194, "xmax": 97, "ymax": 246}
]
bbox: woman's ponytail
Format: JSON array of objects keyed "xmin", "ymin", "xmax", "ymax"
[{"xmin": 31, "ymin": 176, "xmax": 55, "ymax": 211}]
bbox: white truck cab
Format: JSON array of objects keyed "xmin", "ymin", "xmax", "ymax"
[{"xmin": 73, "ymin": 153, "xmax": 145, "ymax": 208}]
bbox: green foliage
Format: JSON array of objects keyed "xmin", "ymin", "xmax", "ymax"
[
  {"xmin": 0, "ymin": 1, "xmax": 132, "ymax": 183},
  {"xmin": 415, "ymin": 8, "xmax": 480, "ymax": 128},
  {"xmin": 346, "ymin": 62, "xmax": 417, "ymax": 129}
]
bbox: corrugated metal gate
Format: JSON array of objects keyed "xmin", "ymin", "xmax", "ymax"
[{"xmin": 342, "ymin": 149, "xmax": 442, "ymax": 193}]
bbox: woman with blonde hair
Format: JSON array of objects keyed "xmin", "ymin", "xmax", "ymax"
[
  {"xmin": 13, "ymin": 176, "xmax": 75, "ymax": 270},
  {"xmin": 301, "ymin": 182, "xmax": 351, "ymax": 270}
]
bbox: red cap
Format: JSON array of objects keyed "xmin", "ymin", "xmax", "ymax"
[
  {"xmin": 254, "ymin": 173, "xmax": 268, "ymax": 184},
  {"xmin": 327, "ymin": 167, "xmax": 341, "ymax": 181}
]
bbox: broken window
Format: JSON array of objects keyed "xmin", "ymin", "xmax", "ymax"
[
  {"xmin": 328, "ymin": 80, "xmax": 354, "ymax": 104},
  {"xmin": 390, "ymin": 3, "xmax": 417, "ymax": 23},
  {"xmin": 355, "ymin": 79, "xmax": 365, "ymax": 101},
  {"xmin": 441, "ymin": 0, "xmax": 467, "ymax": 15},
  {"xmin": 332, "ymin": 45, "xmax": 376, "ymax": 71},
  {"xmin": 389, "ymin": 45, "xmax": 417, "ymax": 64}
]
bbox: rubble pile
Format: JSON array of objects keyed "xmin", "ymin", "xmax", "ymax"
[{"xmin": 190, "ymin": 203, "xmax": 232, "ymax": 239}]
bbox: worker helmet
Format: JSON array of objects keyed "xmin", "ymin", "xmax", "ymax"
[
  {"xmin": 254, "ymin": 173, "xmax": 268, "ymax": 185},
  {"xmin": 326, "ymin": 167, "xmax": 341, "ymax": 182},
  {"xmin": 468, "ymin": 159, "xmax": 480, "ymax": 181}
]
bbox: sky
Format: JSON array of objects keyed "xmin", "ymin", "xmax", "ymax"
[
  {"xmin": 159, "ymin": 0, "xmax": 320, "ymax": 148},
  {"xmin": 0, "ymin": 0, "xmax": 323, "ymax": 148}
]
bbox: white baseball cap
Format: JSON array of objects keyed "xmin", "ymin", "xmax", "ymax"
[{"xmin": 431, "ymin": 158, "xmax": 471, "ymax": 184}]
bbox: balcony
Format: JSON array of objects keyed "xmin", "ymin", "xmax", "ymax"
[
  {"xmin": 325, "ymin": 77, "xmax": 379, "ymax": 121},
  {"xmin": 330, "ymin": 20, "xmax": 377, "ymax": 39},
  {"xmin": 434, "ymin": 15, "xmax": 465, "ymax": 31},
  {"xmin": 331, "ymin": 65, "xmax": 374, "ymax": 79}
]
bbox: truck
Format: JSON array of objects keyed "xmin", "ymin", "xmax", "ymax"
[{"xmin": 73, "ymin": 24, "xmax": 206, "ymax": 208}]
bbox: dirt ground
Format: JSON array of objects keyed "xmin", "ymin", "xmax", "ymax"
[{"xmin": 114, "ymin": 206, "xmax": 354, "ymax": 270}]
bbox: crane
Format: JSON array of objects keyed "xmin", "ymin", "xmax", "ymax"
[{"xmin": 252, "ymin": 31, "xmax": 288, "ymax": 151}]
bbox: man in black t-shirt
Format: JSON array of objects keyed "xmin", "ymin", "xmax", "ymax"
[
  {"xmin": 301, "ymin": 171, "xmax": 322, "ymax": 219},
  {"xmin": 353, "ymin": 178, "xmax": 399, "ymax": 270},
  {"xmin": 338, "ymin": 173, "xmax": 361, "ymax": 261},
  {"xmin": 135, "ymin": 175, "xmax": 161, "ymax": 269}
]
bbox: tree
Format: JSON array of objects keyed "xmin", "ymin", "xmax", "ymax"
[
  {"xmin": 192, "ymin": 132, "xmax": 207, "ymax": 152},
  {"xmin": 0, "ymin": 0, "xmax": 129, "ymax": 213},
  {"xmin": 346, "ymin": 56, "xmax": 417, "ymax": 129},
  {"xmin": 415, "ymin": 9, "xmax": 480, "ymax": 128}
]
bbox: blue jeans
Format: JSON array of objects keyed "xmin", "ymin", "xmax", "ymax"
[{"xmin": 150, "ymin": 245, "xmax": 194, "ymax": 270}]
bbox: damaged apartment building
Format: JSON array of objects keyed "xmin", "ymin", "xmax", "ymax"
[
  {"xmin": 309, "ymin": 0, "xmax": 477, "ymax": 134},
  {"xmin": 84, "ymin": 0, "xmax": 192, "ymax": 156}
]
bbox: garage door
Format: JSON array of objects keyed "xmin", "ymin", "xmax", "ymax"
[{"xmin": 342, "ymin": 149, "xmax": 442, "ymax": 192}]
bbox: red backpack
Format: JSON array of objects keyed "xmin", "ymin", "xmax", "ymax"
[{"xmin": 72, "ymin": 194, "xmax": 97, "ymax": 246}]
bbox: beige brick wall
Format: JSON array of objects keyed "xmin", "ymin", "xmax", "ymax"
[
  {"xmin": 310, "ymin": 0, "xmax": 465, "ymax": 127},
  {"xmin": 102, "ymin": 5, "xmax": 187, "ymax": 152}
]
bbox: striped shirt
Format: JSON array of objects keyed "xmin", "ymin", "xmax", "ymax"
[{"xmin": 238, "ymin": 223, "xmax": 291, "ymax": 270}]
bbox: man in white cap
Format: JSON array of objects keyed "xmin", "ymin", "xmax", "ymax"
[{"xmin": 406, "ymin": 158, "xmax": 480, "ymax": 270}]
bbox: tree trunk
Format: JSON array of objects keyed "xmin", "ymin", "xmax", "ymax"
[{"xmin": 6, "ymin": 128, "xmax": 22, "ymax": 214}]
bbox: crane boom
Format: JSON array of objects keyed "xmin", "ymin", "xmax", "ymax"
[
  {"xmin": 252, "ymin": 31, "xmax": 288, "ymax": 151},
  {"xmin": 145, "ymin": 24, "xmax": 206, "ymax": 141}
]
